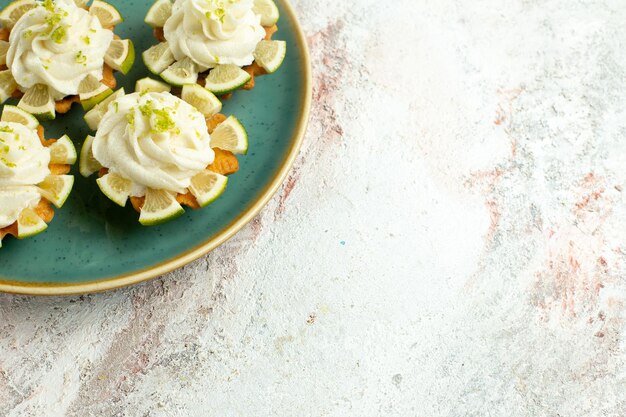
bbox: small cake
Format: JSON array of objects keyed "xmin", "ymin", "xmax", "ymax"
[
  {"xmin": 143, "ymin": 0, "xmax": 286, "ymax": 98},
  {"xmin": 79, "ymin": 89, "xmax": 247, "ymax": 225},
  {"xmin": 0, "ymin": 0, "xmax": 135, "ymax": 119},
  {"xmin": 0, "ymin": 105, "xmax": 75, "ymax": 247}
]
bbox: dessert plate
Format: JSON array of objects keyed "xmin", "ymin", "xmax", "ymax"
[{"xmin": 0, "ymin": 0, "xmax": 310, "ymax": 295}]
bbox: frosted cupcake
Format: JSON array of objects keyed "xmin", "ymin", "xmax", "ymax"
[
  {"xmin": 143, "ymin": 0, "xmax": 286, "ymax": 98},
  {"xmin": 0, "ymin": 0, "xmax": 134, "ymax": 119},
  {"xmin": 0, "ymin": 105, "xmax": 75, "ymax": 247},
  {"xmin": 80, "ymin": 88, "xmax": 247, "ymax": 225}
]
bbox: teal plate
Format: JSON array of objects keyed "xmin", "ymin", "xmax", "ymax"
[{"xmin": 0, "ymin": 0, "xmax": 311, "ymax": 295}]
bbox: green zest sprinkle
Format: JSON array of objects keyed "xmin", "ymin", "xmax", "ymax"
[
  {"xmin": 75, "ymin": 51, "xmax": 87, "ymax": 65},
  {"xmin": 135, "ymin": 101, "xmax": 181, "ymax": 133},
  {"xmin": 1, "ymin": 158, "xmax": 16, "ymax": 168},
  {"xmin": 45, "ymin": 12, "xmax": 63, "ymax": 28},
  {"xmin": 51, "ymin": 26, "xmax": 67, "ymax": 44},
  {"xmin": 139, "ymin": 101, "xmax": 154, "ymax": 117},
  {"xmin": 82, "ymin": 36, "xmax": 91, "ymax": 45},
  {"xmin": 152, "ymin": 108, "xmax": 179, "ymax": 133},
  {"xmin": 42, "ymin": 3, "xmax": 70, "ymax": 43},
  {"xmin": 42, "ymin": 0, "xmax": 55, "ymax": 12},
  {"xmin": 204, "ymin": 0, "xmax": 236, "ymax": 23}
]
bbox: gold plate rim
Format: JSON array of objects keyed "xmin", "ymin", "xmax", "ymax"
[{"xmin": 0, "ymin": 0, "xmax": 312, "ymax": 296}]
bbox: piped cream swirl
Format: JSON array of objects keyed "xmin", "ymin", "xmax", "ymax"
[
  {"xmin": 0, "ymin": 121, "xmax": 51, "ymax": 228},
  {"xmin": 6, "ymin": 0, "xmax": 114, "ymax": 100},
  {"xmin": 92, "ymin": 92, "xmax": 215, "ymax": 196},
  {"xmin": 163, "ymin": 0, "xmax": 265, "ymax": 70}
]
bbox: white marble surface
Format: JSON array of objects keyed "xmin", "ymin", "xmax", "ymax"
[{"xmin": 2, "ymin": 0, "xmax": 626, "ymax": 415}]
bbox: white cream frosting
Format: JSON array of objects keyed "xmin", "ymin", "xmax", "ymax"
[
  {"xmin": 0, "ymin": 122, "xmax": 51, "ymax": 228},
  {"xmin": 6, "ymin": 0, "xmax": 114, "ymax": 100},
  {"xmin": 163, "ymin": 0, "xmax": 266, "ymax": 70},
  {"xmin": 0, "ymin": 187, "xmax": 42, "ymax": 229},
  {"xmin": 92, "ymin": 92, "xmax": 215, "ymax": 196}
]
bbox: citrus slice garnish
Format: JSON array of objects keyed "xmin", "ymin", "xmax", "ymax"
[
  {"xmin": 203, "ymin": 65, "xmax": 251, "ymax": 95},
  {"xmin": 17, "ymin": 207, "xmax": 48, "ymax": 239},
  {"xmin": 145, "ymin": 0, "xmax": 172, "ymax": 28},
  {"xmin": 89, "ymin": 1, "xmax": 123, "ymax": 27},
  {"xmin": 135, "ymin": 77, "xmax": 171, "ymax": 94},
  {"xmin": 210, "ymin": 116, "xmax": 248, "ymax": 155},
  {"xmin": 160, "ymin": 57, "xmax": 198, "ymax": 86},
  {"xmin": 253, "ymin": 0, "xmax": 279, "ymax": 26},
  {"xmin": 253, "ymin": 40, "xmax": 286, "ymax": 74},
  {"xmin": 180, "ymin": 84, "xmax": 222, "ymax": 116},
  {"xmin": 0, "ymin": 0, "xmax": 37, "ymax": 29},
  {"xmin": 48, "ymin": 135, "xmax": 77, "ymax": 165},
  {"xmin": 79, "ymin": 135, "xmax": 103, "ymax": 177},
  {"xmin": 139, "ymin": 188, "xmax": 185, "ymax": 226},
  {"xmin": 38, "ymin": 175, "xmax": 74, "ymax": 208},
  {"xmin": 1, "ymin": 105, "xmax": 39, "ymax": 129},
  {"xmin": 189, "ymin": 170, "xmax": 228, "ymax": 207},
  {"xmin": 143, "ymin": 42, "xmax": 176, "ymax": 75},
  {"xmin": 18, "ymin": 84, "xmax": 55, "ymax": 120},
  {"xmin": 97, "ymin": 172, "xmax": 132, "ymax": 207},
  {"xmin": 78, "ymin": 75, "xmax": 114, "ymax": 111},
  {"xmin": 104, "ymin": 39, "xmax": 135, "ymax": 75}
]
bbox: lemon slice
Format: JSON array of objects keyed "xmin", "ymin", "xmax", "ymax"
[
  {"xmin": 72, "ymin": 0, "xmax": 89, "ymax": 7},
  {"xmin": 97, "ymin": 172, "xmax": 132, "ymax": 207},
  {"xmin": 139, "ymin": 189, "xmax": 185, "ymax": 226},
  {"xmin": 189, "ymin": 170, "xmax": 228, "ymax": 207},
  {"xmin": 49, "ymin": 135, "xmax": 77, "ymax": 165},
  {"xmin": 79, "ymin": 135, "xmax": 103, "ymax": 177},
  {"xmin": 145, "ymin": 0, "xmax": 172, "ymax": 28},
  {"xmin": 0, "ymin": 40, "xmax": 9, "ymax": 67},
  {"xmin": 89, "ymin": 0, "xmax": 123, "ymax": 27},
  {"xmin": 83, "ymin": 87, "xmax": 125, "ymax": 130},
  {"xmin": 204, "ymin": 65, "xmax": 251, "ymax": 95},
  {"xmin": 104, "ymin": 39, "xmax": 135, "ymax": 75},
  {"xmin": 253, "ymin": 0, "xmax": 279, "ymax": 26},
  {"xmin": 0, "ymin": 0, "xmax": 37, "ymax": 29},
  {"xmin": 160, "ymin": 57, "xmax": 198, "ymax": 86},
  {"xmin": 17, "ymin": 207, "xmax": 48, "ymax": 239},
  {"xmin": 210, "ymin": 116, "xmax": 248, "ymax": 154},
  {"xmin": 1, "ymin": 105, "xmax": 39, "ymax": 129},
  {"xmin": 18, "ymin": 84, "xmax": 55, "ymax": 120},
  {"xmin": 143, "ymin": 42, "xmax": 176, "ymax": 75},
  {"xmin": 135, "ymin": 77, "xmax": 171, "ymax": 94},
  {"xmin": 0, "ymin": 70, "xmax": 17, "ymax": 104},
  {"xmin": 253, "ymin": 40, "xmax": 286, "ymax": 73},
  {"xmin": 83, "ymin": 110, "xmax": 102, "ymax": 131},
  {"xmin": 181, "ymin": 84, "xmax": 222, "ymax": 116},
  {"xmin": 38, "ymin": 175, "xmax": 74, "ymax": 208},
  {"xmin": 79, "ymin": 75, "xmax": 113, "ymax": 111}
]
